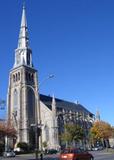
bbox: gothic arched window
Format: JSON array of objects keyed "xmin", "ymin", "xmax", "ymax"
[
  {"xmin": 45, "ymin": 125, "xmax": 49, "ymax": 142},
  {"xmin": 16, "ymin": 73, "xmax": 18, "ymax": 81},
  {"xmin": 13, "ymin": 75, "xmax": 15, "ymax": 82},
  {"xmin": 27, "ymin": 88, "xmax": 35, "ymax": 124},
  {"xmin": 31, "ymin": 74, "xmax": 34, "ymax": 82},
  {"xmin": 28, "ymin": 73, "xmax": 31, "ymax": 81},
  {"xmin": 26, "ymin": 72, "xmax": 28, "ymax": 81},
  {"xmin": 27, "ymin": 53, "xmax": 30, "ymax": 65},
  {"xmin": 14, "ymin": 89, "xmax": 18, "ymax": 107},
  {"xmin": 18, "ymin": 72, "xmax": 20, "ymax": 81},
  {"xmin": 13, "ymin": 89, "xmax": 18, "ymax": 119}
]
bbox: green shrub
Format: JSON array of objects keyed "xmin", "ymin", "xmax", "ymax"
[{"xmin": 17, "ymin": 142, "xmax": 29, "ymax": 152}]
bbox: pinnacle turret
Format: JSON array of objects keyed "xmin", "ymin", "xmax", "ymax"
[{"xmin": 52, "ymin": 94, "xmax": 56, "ymax": 116}]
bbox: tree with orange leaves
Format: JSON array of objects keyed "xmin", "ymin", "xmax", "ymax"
[
  {"xmin": 0, "ymin": 122, "xmax": 16, "ymax": 139},
  {"xmin": 90, "ymin": 121, "xmax": 112, "ymax": 147}
]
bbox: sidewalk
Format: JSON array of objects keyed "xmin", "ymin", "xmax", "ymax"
[{"xmin": 17, "ymin": 153, "xmax": 59, "ymax": 160}]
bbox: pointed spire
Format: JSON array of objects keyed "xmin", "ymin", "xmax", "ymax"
[
  {"xmin": 21, "ymin": 5, "xmax": 27, "ymax": 28},
  {"xmin": 52, "ymin": 94, "xmax": 56, "ymax": 106},
  {"xmin": 52, "ymin": 94, "xmax": 56, "ymax": 115},
  {"xmin": 18, "ymin": 4, "xmax": 29, "ymax": 48},
  {"xmin": 14, "ymin": 5, "xmax": 33, "ymax": 68},
  {"xmin": 95, "ymin": 110, "xmax": 100, "ymax": 122}
]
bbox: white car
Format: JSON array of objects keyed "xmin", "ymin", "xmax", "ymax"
[{"xmin": 3, "ymin": 151, "xmax": 16, "ymax": 158}]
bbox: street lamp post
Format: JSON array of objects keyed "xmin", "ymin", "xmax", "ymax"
[{"xmin": 37, "ymin": 74, "xmax": 54, "ymax": 160}]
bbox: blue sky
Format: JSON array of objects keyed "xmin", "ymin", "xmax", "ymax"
[{"xmin": 0, "ymin": 0, "xmax": 114, "ymax": 125}]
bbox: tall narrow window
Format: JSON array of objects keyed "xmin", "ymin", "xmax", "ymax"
[
  {"xmin": 13, "ymin": 89, "xmax": 18, "ymax": 118},
  {"xmin": 27, "ymin": 88, "xmax": 35, "ymax": 124},
  {"xmin": 13, "ymin": 75, "xmax": 15, "ymax": 82},
  {"xmin": 45, "ymin": 125, "xmax": 49, "ymax": 142},
  {"xmin": 18, "ymin": 72, "xmax": 20, "ymax": 81},
  {"xmin": 16, "ymin": 73, "xmax": 18, "ymax": 81},
  {"xmin": 27, "ymin": 53, "xmax": 30, "ymax": 65}
]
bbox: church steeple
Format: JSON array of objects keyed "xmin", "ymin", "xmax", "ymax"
[
  {"xmin": 14, "ymin": 5, "xmax": 33, "ymax": 68},
  {"xmin": 8, "ymin": 4, "xmax": 38, "ymax": 145},
  {"xmin": 18, "ymin": 5, "xmax": 29, "ymax": 48}
]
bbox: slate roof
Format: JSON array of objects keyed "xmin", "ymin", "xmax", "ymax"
[
  {"xmin": 0, "ymin": 119, "xmax": 5, "ymax": 123},
  {"xmin": 40, "ymin": 94, "xmax": 94, "ymax": 117}
]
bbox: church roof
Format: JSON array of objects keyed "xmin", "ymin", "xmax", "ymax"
[
  {"xmin": 40, "ymin": 94, "xmax": 94, "ymax": 117},
  {"xmin": 0, "ymin": 119, "xmax": 5, "ymax": 123}
]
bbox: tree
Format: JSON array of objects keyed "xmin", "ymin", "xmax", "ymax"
[
  {"xmin": 42, "ymin": 141, "xmax": 48, "ymax": 149},
  {"xmin": 5, "ymin": 125, "xmax": 17, "ymax": 138},
  {"xmin": 60, "ymin": 123, "xmax": 84, "ymax": 147},
  {"xmin": 42, "ymin": 141, "xmax": 48, "ymax": 153},
  {"xmin": 0, "ymin": 123, "xmax": 5, "ymax": 138},
  {"xmin": 0, "ymin": 122, "xmax": 16, "ymax": 140},
  {"xmin": 111, "ymin": 127, "xmax": 114, "ymax": 138},
  {"xmin": 90, "ymin": 121, "xmax": 112, "ymax": 147},
  {"xmin": 0, "ymin": 122, "xmax": 16, "ymax": 151}
]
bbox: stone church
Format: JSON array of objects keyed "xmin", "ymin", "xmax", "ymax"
[
  {"xmin": 7, "ymin": 6, "xmax": 94, "ymax": 150},
  {"xmin": 7, "ymin": 5, "xmax": 60, "ymax": 150}
]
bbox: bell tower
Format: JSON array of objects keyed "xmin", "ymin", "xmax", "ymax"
[{"xmin": 7, "ymin": 5, "xmax": 38, "ymax": 145}]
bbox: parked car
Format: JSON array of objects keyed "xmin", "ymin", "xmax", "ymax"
[
  {"xmin": 91, "ymin": 147, "xmax": 99, "ymax": 151},
  {"xmin": 47, "ymin": 149, "xmax": 58, "ymax": 154},
  {"xmin": 13, "ymin": 147, "xmax": 24, "ymax": 154},
  {"xmin": 60, "ymin": 148, "xmax": 94, "ymax": 160},
  {"xmin": 92, "ymin": 146, "xmax": 104, "ymax": 151},
  {"xmin": 3, "ymin": 151, "xmax": 16, "ymax": 158}
]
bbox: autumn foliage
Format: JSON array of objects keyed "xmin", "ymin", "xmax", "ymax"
[
  {"xmin": 0, "ymin": 122, "xmax": 16, "ymax": 138},
  {"xmin": 90, "ymin": 121, "xmax": 112, "ymax": 141}
]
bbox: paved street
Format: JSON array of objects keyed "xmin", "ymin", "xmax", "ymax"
[
  {"xmin": 0, "ymin": 153, "xmax": 59, "ymax": 160},
  {"xmin": 1, "ymin": 151, "xmax": 114, "ymax": 160},
  {"xmin": 90, "ymin": 150, "xmax": 114, "ymax": 160}
]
